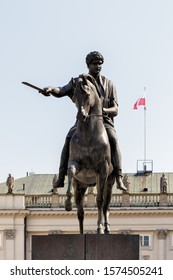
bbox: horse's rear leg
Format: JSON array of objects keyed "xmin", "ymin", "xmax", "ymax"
[
  {"xmin": 103, "ymin": 209, "xmax": 110, "ymax": 234},
  {"xmin": 96, "ymin": 174, "xmax": 107, "ymax": 234},
  {"xmin": 96, "ymin": 194, "xmax": 104, "ymax": 234},
  {"xmin": 103, "ymin": 183, "xmax": 113, "ymax": 234}
]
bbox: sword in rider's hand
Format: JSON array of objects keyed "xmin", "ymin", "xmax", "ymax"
[{"xmin": 22, "ymin": 81, "xmax": 50, "ymax": 96}]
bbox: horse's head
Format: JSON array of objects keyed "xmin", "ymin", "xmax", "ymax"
[{"xmin": 74, "ymin": 75, "xmax": 99, "ymax": 122}]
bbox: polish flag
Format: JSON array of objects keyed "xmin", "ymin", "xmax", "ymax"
[{"xmin": 133, "ymin": 97, "xmax": 146, "ymax": 110}]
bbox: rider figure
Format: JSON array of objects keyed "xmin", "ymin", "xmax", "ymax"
[{"xmin": 42, "ymin": 51, "xmax": 126, "ymax": 191}]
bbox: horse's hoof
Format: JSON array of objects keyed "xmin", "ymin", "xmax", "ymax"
[
  {"xmin": 65, "ymin": 204, "xmax": 72, "ymax": 211},
  {"xmin": 104, "ymin": 223, "xmax": 110, "ymax": 234},
  {"xmin": 65, "ymin": 199, "xmax": 72, "ymax": 211},
  {"xmin": 97, "ymin": 228, "xmax": 104, "ymax": 234}
]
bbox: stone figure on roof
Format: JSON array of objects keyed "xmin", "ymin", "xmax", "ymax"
[
  {"xmin": 160, "ymin": 173, "xmax": 167, "ymax": 193},
  {"xmin": 6, "ymin": 174, "xmax": 14, "ymax": 194},
  {"xmin": 52, "ymin": 174, "xmax": 58, "ymax": 193}
]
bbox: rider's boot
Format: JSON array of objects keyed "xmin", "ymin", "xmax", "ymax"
[
  {"xmin": 116, "ymin": 175, "xmax": 127, "ymax": 191},
  {"xmin": 53, "ymin": 170, "xmax": 66, "ymax": 188},
  {"xmin": 53, "ymin": 137, "xmax": 70, "ymax": 188},
  {"xmin": 115, "ymin": 169, "xmax": 127, "ymax": 191}
]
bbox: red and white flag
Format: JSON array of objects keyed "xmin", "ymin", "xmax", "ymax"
[{"xmin": 133, "ymin": 96, "xmax": 146, "ymax": 110}]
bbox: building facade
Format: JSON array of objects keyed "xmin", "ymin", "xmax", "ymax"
[{"xmin": 0, "ymin": 172, "xmax": 173, "ymax": 260}]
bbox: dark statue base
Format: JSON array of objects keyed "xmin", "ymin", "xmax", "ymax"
[{"xmin": 32, "ymin": 234, "xmax": 139, "ymax": 260}]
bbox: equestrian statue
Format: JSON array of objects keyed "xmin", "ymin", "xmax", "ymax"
[{"xmin": 22, "ymin": 51, "xmax": 126, "ymax": 234}]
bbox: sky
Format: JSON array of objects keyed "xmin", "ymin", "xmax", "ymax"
[{"xmin": 1, "ymin": 0, "xmax": 173, "ymax": 182}]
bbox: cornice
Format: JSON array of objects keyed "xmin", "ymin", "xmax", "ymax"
[
  {"xmin": 0, "ymin": 208, "xmax": 173, "ymax": 218},
  {"xmin": 110, "ymin": 209, "xmax": 173, "ymax": 216},
  {"xmin": 0, "ymin": 210, "xmax": 29, "ymax": 217},
  {"xmin": 26, "ymin": 208, "xmax": 173, "ymax": 217},
  {"xmin": 28, "ymin": 209, "xmax": 78, "ymax": 217}
]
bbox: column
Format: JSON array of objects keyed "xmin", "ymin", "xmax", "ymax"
[
  {"xmin": 156, "ymin": 230, "xmax": 167, "ymax": 260},
  {"xmin": 4, "ymin": 230, "xmax": 16, "ymax": 260}
]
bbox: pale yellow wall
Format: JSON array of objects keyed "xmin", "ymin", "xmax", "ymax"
[{"xmin": 0, "ymin": 195, "xmax": 173, "ymax": 260}]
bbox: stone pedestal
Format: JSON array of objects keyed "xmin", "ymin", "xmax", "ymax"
[
  {"xmin": 122, "ymin": 193, "xmax": 130, "ymax": 207},
  {"xmin": 51, "ymin": 194, "xmax": 60, "ymax": 208},
  {"xmin": 32, "ymin": 234, "xmax": 139, "ymax": 260},
  {"xmin": 159, "ymin": 193, "xmax": 167, "ymax": 207},
  {"xmin": 0, "ymin": 194, "xmax": 25, "ymax": 210}
]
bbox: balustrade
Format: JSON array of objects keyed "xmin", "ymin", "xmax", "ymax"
[{"xmin": 25, "ymin": 193, "xmax": 173, "ymax": 209}]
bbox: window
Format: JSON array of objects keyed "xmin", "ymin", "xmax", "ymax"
[{"xmin": 140, "ymin": 235, "xmax": 150, "ymax": 247}]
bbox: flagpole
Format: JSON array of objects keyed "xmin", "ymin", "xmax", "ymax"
[
  {"xmin": 133, "ymin": 92, "xmax": 147, "ymax": 172},
  {"xmin": 144, "ymin": 87, "xmax": 147, "ymax": 171}
]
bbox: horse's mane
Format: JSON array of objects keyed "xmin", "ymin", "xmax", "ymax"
[{"xmin": 78, "ymin": 74, "xmax": 100, "ymax": 97}]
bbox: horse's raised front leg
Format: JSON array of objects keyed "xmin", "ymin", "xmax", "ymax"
[
  {"xmin": 74, "ymin": 183, "xmax": 87, "ymax": 234},
  {"xmin": 65, "ymin": 160, "xmax": 80, "ymax": 212}
]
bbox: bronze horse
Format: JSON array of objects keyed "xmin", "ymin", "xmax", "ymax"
[{"xmin": 65, "ymin": 75, "xmax": 115, "ymax": 234}]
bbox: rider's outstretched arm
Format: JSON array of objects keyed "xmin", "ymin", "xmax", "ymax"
[{"xmin": 43, "ymin": 78, "xmax": 74, "ymax": 98}]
